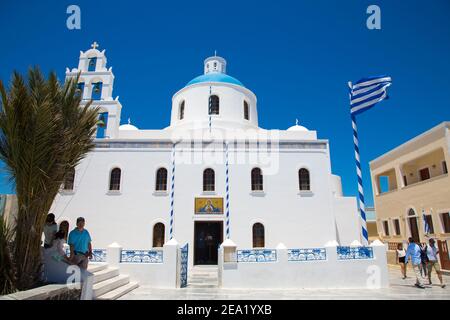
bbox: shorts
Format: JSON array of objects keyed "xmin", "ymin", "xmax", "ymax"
[
  {"xmin": 427, "ymin": 261, "xmax": 441, "ymax": 273},
  {"xmin": 398, "ymin": 256, "xmax": 405, "ymax": 263}
]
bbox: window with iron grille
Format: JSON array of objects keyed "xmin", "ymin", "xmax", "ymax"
[
  {"xmin": 63, "ymin": 168, "xmax": 75, "ymax": 191},
  {"xmin": 209, "ymin": 95, "xmax": 219, "ymax": 115},
  {"xmin": 155, "ymin": 168, "xmax": 168, "ymax": 191},
  {"xmin": 253, "ymin": 223, "xmax": 265, "ymax": 248},
  {"xmin": 109, "ymin": 168, "xmax": 121, "ymax": 191},
  {"xmin": 251, "ymin": 168, "xmax": 263, "ymax": 191},
  {"xmin": 393, "ymin": 219, "xmax": 401, "ymax": 235},
  {"xmin": 298, "ymin": 168, "xmax": 310, "ymax": 191},
  {"xmin": 203, "ymin": 168, "xmax": 215, "ymax": 191}
]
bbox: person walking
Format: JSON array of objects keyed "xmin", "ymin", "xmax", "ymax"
[
  {"xmin": 68, "ymin": 217, "xmax": 92, "ymax": 270},
  {"xmin": 396, "ymin": 243, "xmax": 407, "ymax": 279},
  {"xmin": 405, "ymin": 237, "xmax": 426, "ymax": 289},
  {"xmin": 419, "ymin": 242, "xmax": 429, "ymax": 278},
  {"xmin": 426, "ymin": 238, "xmax": 446, "ymax": 288},
  {"xmin": 43, "ymin": 213, "xmax": 58, "ymax": 249}
]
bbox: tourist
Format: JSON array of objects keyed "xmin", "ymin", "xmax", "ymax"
[
  {"xmin": 404, "ymin": 237, "xmax": 425, "ymax": 289},
  {"xmin": 68, "ymin": 217, "xmax": 92, "ymax": 270},
  {"xmin": 49, "ymin": 230, "xmax": 70, "ymax": 263},
  {"xmin": 43, "ymin": 213, "xmax": 58, "ymax": 249},
  {"xmin": 396, "ymin": 243, "xmax": 407, "ymax": 279},
  {"xmin": 426, "ymin": 238, "xmax": 446, "ymax": 288},
  {"xmin": 419, "ymin": 242, "xmax": 429, "ymax": 278}
]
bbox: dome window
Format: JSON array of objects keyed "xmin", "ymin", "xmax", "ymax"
[
  {"xmin": 179, "ymin": 101, "xmax": 185, "ymax": 120},
  {"xmin": 208, "ymin": 95, "xmax": 219, "ymax": 115},
  {"xmin": 244, "ymin": 101, "xmax": 249, "ymax": 120}
]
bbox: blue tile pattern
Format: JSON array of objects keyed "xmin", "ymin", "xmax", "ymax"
[
  {"xmin": 91, "ymin": 249, "xmax": 107, "ymax": 262},
  {"xmin": 337, "ymin": 246, "xmax": 373, "ymax": 260},
  {"xmin": 180, "ymin": 243, "xmax": 188, "ymax": 288},
  {"xmin": 237, "ymin": 249, "xmax": 277, "ymax": 262},
  {"xmin": 120, "ymin": 249, "xmax": 163, "ymax": 263},
  {"xmin": 288, "ymin": 248, "xmax": 326, "ymax": 261}
]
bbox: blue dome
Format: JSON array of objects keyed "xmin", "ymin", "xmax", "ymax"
[{"xmin": 186, "ymin": 73, "xmax": 244, "ymax": 87}]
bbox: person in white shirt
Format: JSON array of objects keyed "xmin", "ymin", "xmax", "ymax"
[
  {"xmin": 425, "ymin": 238, "xmax": 446, "ymax": 288},
  {"xmin": 396, "ymin": 243, "xmax": 407, "ymax": 279},
  {"xmin": 43, "ymin": 213, "xmax": 58, "ymax": 249}
]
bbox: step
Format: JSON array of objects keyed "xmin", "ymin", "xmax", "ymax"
[
  {"xmin": 93, "ymin": 274, "xmax": 130, "ymax": 298},
  {"xmin": 187, "ymin": 283, "xmax": 218, "ymax": 288},
  {"xmin": 96, "ymin": 282, "xmax": 139, "ymax": 300},
  {"xmin": 93, "ymin": 267, "xmax": 120, "ymax": 284},
  {"xmin": 87, "ymin": 263, "xmax": 108, "ymax": 273}
]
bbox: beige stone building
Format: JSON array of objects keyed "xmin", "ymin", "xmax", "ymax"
[{"xmin": 370, "ymin": 122, "xmax": 450, "ymax": 270}]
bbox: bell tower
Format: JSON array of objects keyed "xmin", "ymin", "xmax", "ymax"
[{"xmin": 65, "ymin": 42, "xmax": 122, "ymax": 139}]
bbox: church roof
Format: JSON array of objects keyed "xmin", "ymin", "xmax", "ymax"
[{"xmin": 186, "ymin": 73, "xmax": 244, "ymax": 87}]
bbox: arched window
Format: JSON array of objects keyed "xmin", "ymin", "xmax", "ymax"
[
  {"xmin": 203, "ymin": 168, "xmax": 215, "ymax": 191},
  {"xmin": 209, "ymin": 95, "xmax": 219, "ymax": 115},
  {"xmin": 88, "ymin": 57, "xmax": 97, "ymax": 72},
  {"xmin": 63, "ymin": 168, "xmax": 75, "ymax": 191},
  {"xmin": 152, "ymin": 223, "xmax": 165, "ymax": 247},
  {"xmin": 407, "ymin": 209, "xmax": 420, "ymax": 243},
  {"xmin": 253, "ymin": 223, "xmax": 265, "ymax": 248},
  {"xmin": 244, "ymin": 101, "xmax": 249, "ymax": 120},
  {"xmin": 251, "ymin": 168, "xmax": 263, "ymax": 191},
  {"xmin": 109, "ymin": 168, "xmax": 121, "ymax": 191},
  {"xmin": 155, "ymin": 168, "xmax": 168, "ymax": 191},
  {"xmin": 298, "ymin": 168, "xmax": 310, "ymax": 191},
  {"xmin": 91, "ymin": 82, "xmax": 102, "ymax": 100},
  {"xmin": 179, "ymin": 101, "xmax": 185, "ymax": 120}
]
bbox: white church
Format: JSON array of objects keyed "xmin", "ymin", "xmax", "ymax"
[{"xmin": 49, "ymin": 44, "xmax": 389, "ymax": 292}]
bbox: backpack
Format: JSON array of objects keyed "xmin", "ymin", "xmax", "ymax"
[{"xmin": 420, "ymin": 245, "xmax": 429, "ymax": 263}]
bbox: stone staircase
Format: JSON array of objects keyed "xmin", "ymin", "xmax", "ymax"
[
  {"xmin": 88, "ymin": 263, "xmax": 138, "ymax": 300},
  {"xmin": 187, "ymin": 265, "xmax": 219, "ymax": 288}
]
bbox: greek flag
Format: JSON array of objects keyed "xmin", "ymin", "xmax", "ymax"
[{"xmin": 349, "ymin": 76, "xmax": 392, "ymax": 116}]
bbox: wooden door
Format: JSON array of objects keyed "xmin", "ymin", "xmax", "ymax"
[{"xmin": 437, "ymin": 240, "xmax": 450, "ymax": 270}]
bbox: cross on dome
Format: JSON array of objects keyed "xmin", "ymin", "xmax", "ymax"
[
  {"xmin": 91, "ymin": 41, "xmax": 99, "ymax": 50},
  {"xmin": 296, "ymin": 118, "xmax": 299, "ymax": 126},
  {"xmin": 128, "ymin": 117, "xmax": 131, "ymax": 125}
]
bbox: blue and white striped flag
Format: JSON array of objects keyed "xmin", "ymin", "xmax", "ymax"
[{"xmin": 349, "ymin": 76, "xmax": 392, "ymax": 116}]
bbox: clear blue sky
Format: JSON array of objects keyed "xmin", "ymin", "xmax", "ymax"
[{"xmin": 1, "ymin": 0, "xmax": 450, "ymax": 206}]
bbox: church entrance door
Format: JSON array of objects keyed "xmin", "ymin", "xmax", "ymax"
[{"xmin": 194, "ymin": 221, "xmax": 223, "ymax": 265}]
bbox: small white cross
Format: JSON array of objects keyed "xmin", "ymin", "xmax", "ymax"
[
  {"xmin": 91, "ymin": 41, "xmax": 99, "ymax": 50},
  {"xmin": 295, "ymin": 118, "xmax": 299, "ymax": 125},
  {"xmin": 214, "ymin": 50, "xmax": 217, "ymax": 57},
  {"xmin": 128, "ymin": 118, "xmax": 131, "ymax": 125}
]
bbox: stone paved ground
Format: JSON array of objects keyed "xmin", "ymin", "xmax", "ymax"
[{"xmin": 120, "ymin": 265, "xmax": 450, "ymax": 300}]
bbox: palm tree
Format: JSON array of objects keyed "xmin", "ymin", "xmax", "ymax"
[{"xmin": 0, "ymin": 67, "xmax": 99, "ymax": 292}]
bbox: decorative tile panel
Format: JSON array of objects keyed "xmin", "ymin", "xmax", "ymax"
[
  {"xmin": 237, "ymin": 249, "xmax": 277, "ymax": 262},
  {"xmin": 288, "ymin": 248, "xmax": 326, "ymax": 261},
  {"xmin": 337, "ymin": 246, "xmax": 374, "ymax": 260},
  {"xmin": 91, "ymin": 249, "xmax": 107, "ymax": 262},
  {"xmin": 120, "ymin": 249, "xmax": 163, "ymax": 263}
]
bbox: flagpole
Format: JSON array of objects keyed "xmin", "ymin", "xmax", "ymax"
[
  {"xmin": 351, "ymin": 113, "xmax": 369, "ymax": 245},
  {"xmin": 225, "ymin": 141, "xmax": 231, "ymax": 239},
  {"xmin": 169, "ymin": 143, "xmax": 176, "ymax": 239}
]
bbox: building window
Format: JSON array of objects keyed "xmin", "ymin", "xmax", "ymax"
[
  {"xmin": 403, "ymin": 175, "xmax": 408, "ymax": 187},
  {"xmin": 252, "ymin": 223, "xmax": 265, "ymax": 248},
  {"xmin": 443, "ymin": 161, "xmax": 448, "ymax": 174},
  {"xmin": 109, "ymin": 168, "xmax": 121, "ymax": 191},
  {"xmin": 209, "ymin": 95, "xmax": 219, "ymax": 115},
  {"xmin": 88, "ymin": 57, "xmax": 97, "ymax": 72},
  {"xmin": 203, "ymin": 168, "xmax": 215, "ymax": 191},
  {"xmin": 419, "ymin": 167, "xmax": 430, "ymax": 181},
  {"xmin": 251, "ymin": 168, "xmax": 263, "ymax": 191},
  {"xmin": 393, "ymin": 219, "xmax": 401, "ymax": 236},
  {"xmin": 155, "ymin": 168, "xmax": 168, "ymax": 191},
  {"xmin": 298, "ymin": 168, "xmax": 310, "ymax": 191},
  {"xmin": 63, "ymin": 168, "xmax": 75, "ymax": 191},
  {"xmin": 424, "ymin": 215, "xmax": 435, "ymax": 234},
  {"xmin": 441, "ymin": 212, "xmax": 450, "ymax": 233},
  {"xmin": 383, "ymin": 221, "xmax": 390, "ymax": 236},
  {"xmin": 91, "ymin": 82, "xmax": 102, "ymax": 100},
  {"xmin": 179, "ymin": 101, "xmax": 185, "ymax": 120},
  {"xmin": 244, "ymin": 101, "xmax": 249, "ymax": 120},
  {"xmin": 152, "ymin": 223, "xmax": 165, "ymax": 248}
]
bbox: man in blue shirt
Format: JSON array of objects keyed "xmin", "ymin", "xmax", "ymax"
[
  {"xmin": 68, "ymin": 217, "xmax": 92, "ymax": 270},
  {"xmin": 405, "ymin": 237, "xmax": 425, "ymax": 288}
]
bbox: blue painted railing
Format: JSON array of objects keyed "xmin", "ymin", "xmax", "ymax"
[
  {"xmin": 120, "ymin": 249, "xmax": 163, "ymax": 263},
  {"xmin": 288, "ymin": 248, "xmax": 326, "ymax": 261},
  {"xmin": 337, "ymin": 246, "xmax": 373, "ymax": 260},
  {"xmin": 237, "ymin": 249, "xmax": 277, "ymax": 262}
]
